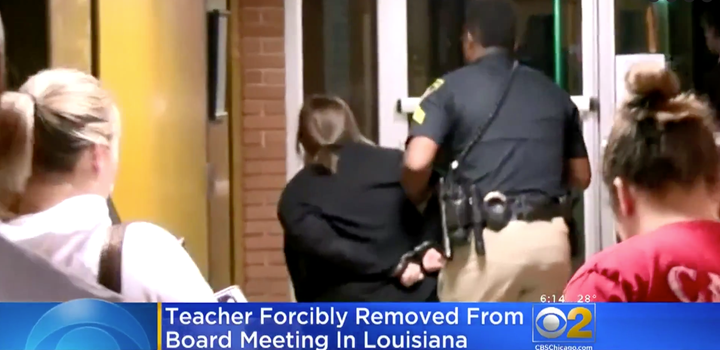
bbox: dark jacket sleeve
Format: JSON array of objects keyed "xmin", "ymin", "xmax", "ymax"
[
  {"xmin": 706, "ymin": 67, "xmax": 720, "ymax": 124},
  {"xmin": 278, "ymin": 190, "xmax": 396, "ymax": 276},
  {"xmin": 419, "ymin": 192, "xmax": 443, "ymax": 244}
]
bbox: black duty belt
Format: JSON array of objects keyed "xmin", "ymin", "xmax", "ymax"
[
  {"xmin": 482, "ymin": 192, "xmax": 569, "ymax": 232},
  {"xmin": 440, "ymin": 189, "xmax": 572, "ymax": 259}
]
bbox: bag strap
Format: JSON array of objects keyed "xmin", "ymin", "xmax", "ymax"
[
  {"xmin": 448, "ymin": 61, "xmax": 520, "ymax": 178},
  {"xmin": 98, "ymin": 223, "xmax": 129, "ymax": 293}
]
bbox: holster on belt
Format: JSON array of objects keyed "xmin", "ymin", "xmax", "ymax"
[
  {"xmin": 438, "ymin": 178, "xmax": 473, "ymax": 260},
  {"xmin": 470, "ymin": 185, "xmax": 488, "ymax": 255}
]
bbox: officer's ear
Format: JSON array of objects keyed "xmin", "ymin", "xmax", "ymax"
[
  {"xmin": 464, "ymin": 31, "xmax": 474, "ymax": 44},
  {"xmin": 459, "ymin": 25, "xmax": 471, "ymax": 43}
]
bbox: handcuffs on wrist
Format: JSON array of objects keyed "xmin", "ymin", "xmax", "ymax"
[{"xmin": 392, "ymin": 241, "xmax": 444, "ymax": 277}]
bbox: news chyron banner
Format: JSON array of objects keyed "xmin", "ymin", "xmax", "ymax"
[{"xmin": 0, "ymin": 300, "xmax": 719, "ymax": 350}]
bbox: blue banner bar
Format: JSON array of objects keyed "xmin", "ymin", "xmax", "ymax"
[{"xmin": 1, "ymin": 300, "xmax": 719, "ymax": 349}]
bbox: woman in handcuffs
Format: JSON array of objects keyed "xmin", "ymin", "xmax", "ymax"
[{"xmin": 279, "ymin": 95, "xmax": 444, "ymax": 301}]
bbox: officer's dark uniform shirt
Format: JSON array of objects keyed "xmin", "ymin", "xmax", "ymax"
[
  {"xmin": 409, "ymin": 51, "xmax": 588, "ymax": 197},
  {"xmin": 703, "ymin": 61, "xmax": 720, "ymax": 123}
]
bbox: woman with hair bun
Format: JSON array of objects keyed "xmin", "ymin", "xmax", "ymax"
[{"xmin": 564, "ymin": 63, "xmax": 720, "ymax": 302}]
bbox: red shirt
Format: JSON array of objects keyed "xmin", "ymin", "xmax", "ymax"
[{"xmin": 564, "ymin": 221, "xmax": 720, "ymax": 302}]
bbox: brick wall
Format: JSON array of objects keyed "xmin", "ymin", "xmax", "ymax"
[{"xmin": 239, "ymin": 0, "xmax": 289, "ymax": 301}]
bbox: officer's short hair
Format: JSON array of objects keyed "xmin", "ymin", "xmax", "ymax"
[
  {"xmin": 464, "ymin": 0, "xmax": 517, "ymax": 51},
  {"xmin": 702, "ymin": 4, "xmax": 720, "ymax": 36}
]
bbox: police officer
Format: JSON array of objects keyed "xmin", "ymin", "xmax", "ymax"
[{"xmin": 402, "ymin": 0, "xmax": 591, "ymax": 302}]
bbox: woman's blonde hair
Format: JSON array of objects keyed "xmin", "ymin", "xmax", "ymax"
[
  {"xmin": 0, "ymin": 69, "xmax": 119, "ymax": 207},
  {"xmin": 296, "ymin": 95, "xmax": 372, "ymax": 173},
  {"xmin": 603, "ymin": 62, "xmax": 718, "ymax": 202}
]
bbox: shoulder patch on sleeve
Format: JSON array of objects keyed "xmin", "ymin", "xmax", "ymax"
[
  {"xmin": 421, "ymin": 78, "xmax": 445, "ymax": 100},
  {"xmin": 412, "ymin": 107, "xmax": 426, "ymax": 125},
  {"xmin": 412, "ymin": 78, "xmax": 444, "ymax": 125}
]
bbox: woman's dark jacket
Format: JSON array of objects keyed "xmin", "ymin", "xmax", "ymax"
[{"xmin": 278, "ymin": 142, "xmax": 440, "ymax": 302}]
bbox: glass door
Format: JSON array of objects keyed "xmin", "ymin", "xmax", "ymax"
[
  {"xmin": 377, "ymin": 0, "xmax": 613, "ymax": 263},
  {"xmin": 603, "ymin": 0, "xmax": 701, "ymax": 247}
]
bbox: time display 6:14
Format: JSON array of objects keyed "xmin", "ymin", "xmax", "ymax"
[
  {"xmin": 540, "ymin": 295, "xmax": 597, "ymax": 303},
  {"xmin": 540, "ymin": 295, "xmax": 564, "ymax": 303}
]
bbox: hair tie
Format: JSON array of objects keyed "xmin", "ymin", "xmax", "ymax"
[
  {"xmin": 33, "ymin": 100, "xmax": 49, "ymax": 124},
  {"xmin": 318, "ymin": 143, "xmax": 343, "ymax": 152}
]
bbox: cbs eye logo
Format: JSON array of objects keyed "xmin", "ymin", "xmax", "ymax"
[
  {"xmin": 533, "ymin": 305, "xmax": 596, "ymax": 343},
  {"xmin": 25, "ymin": 299, "xmax": 152, "ymax": 350}
]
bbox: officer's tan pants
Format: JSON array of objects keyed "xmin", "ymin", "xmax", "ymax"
[{"xmin": 438, "ymin": 217, "xmax": 571, "ymax": 302}]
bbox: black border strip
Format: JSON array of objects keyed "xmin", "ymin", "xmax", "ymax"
[
  {"xmin": 90, "ymin": 0, "xmax": 120, "ymax": 224},
  {"xmin": 90, "ymin": 0, "xmax": 99, "ymax": 77}
]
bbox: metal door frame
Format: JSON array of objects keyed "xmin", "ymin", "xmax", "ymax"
[
  {"xmin": 377, "ymin": 0, "xmax": 410, "ymax": 149},
  {"xmin": 596, "ymin": 0, "xmax": 616, "ymax": 251}
]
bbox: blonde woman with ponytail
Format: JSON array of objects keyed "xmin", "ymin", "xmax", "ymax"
[
  {"xmin": 0, "ymin": 69, "xmax": 215, "ymax": 302},
  {"xmin": 278, "ymin": 95, "xmax": 441, "ymax": 302}
]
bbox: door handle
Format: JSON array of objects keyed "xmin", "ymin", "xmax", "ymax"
[
  {"xmin": 570, "ymin": 95, "xmax": 598, "ymax": 121},
  {"xmin": 396, "ymin": 97, "xmax": 421, "ymax": 114}
]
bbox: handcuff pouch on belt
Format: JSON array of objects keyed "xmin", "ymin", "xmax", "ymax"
[{"xmin": 437, "ymin": 62, "xmax": 519, "ymax": 260}]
